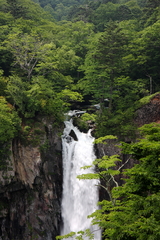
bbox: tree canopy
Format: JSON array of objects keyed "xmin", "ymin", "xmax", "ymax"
[{"xmin": 0, "ymin": 0, "xmax": 159, "ymax": 138}]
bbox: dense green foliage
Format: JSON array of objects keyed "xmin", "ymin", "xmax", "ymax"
[
  {"xmin": 0, "ymin": 94, "xmax": 20, "ymax": 169},
  {"xmin": 35, "ymin": 0, "xmax": 146, "ymax": 27},
  {"xmin": 91, "ymin": 123, "xmax": 160, "ymax": 240},
  {"xmin": 0, "ymin": 0, "xmax": 160, "ymax": 145},
  {"xmin": 0, "ymin": 0, "xmax": 160, "ymax": 141}
]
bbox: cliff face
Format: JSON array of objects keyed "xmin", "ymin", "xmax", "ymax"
[
  {"xmin": 135, "ymin": 93, "xmax": 160, "ymax": 126},
  {"xmin": 0, "ymin": 117, "xmax": 63, "ymax": 240}
]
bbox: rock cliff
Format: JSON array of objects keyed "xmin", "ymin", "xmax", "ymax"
[
  {"xmin": 135, "ymin": 93, "xmax": 160, "ymax": 126},
  {"xmin": 0, "ymin": 117, "xmax": 62, "ymax": 240}
]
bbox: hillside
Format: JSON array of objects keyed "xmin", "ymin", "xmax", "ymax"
[{"xmin": 1, "ymin": 0, "xmax": 160, "ymax": 239}]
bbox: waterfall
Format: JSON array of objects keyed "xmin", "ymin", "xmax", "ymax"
[{"xmin": 61, "ymin": 118, "xmax": 101, "ymax": 240}]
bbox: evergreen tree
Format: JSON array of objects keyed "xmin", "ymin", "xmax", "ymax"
[{"xmin": 79, "ymin": 21, "xmax": 127, "ymax": 110}]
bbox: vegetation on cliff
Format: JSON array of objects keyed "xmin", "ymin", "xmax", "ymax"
[{"xmin": 90, "ymin": 123, "xmax": 160, "ymax": 240}]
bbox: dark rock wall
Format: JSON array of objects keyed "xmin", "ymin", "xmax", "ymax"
[
  {"xmin": 135, "ymin": 93, "xmax": 160, "ymax": 126},
  {"xmin": 0, "ymin": 119, "xmax": 63, "ymax": 240}
]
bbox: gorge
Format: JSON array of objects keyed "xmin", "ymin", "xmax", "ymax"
[{"xmin": 0, "ymin": 94, "xmax": 160, "ymax": 239}]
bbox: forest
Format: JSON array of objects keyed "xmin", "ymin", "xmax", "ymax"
[{"xmin": 1, "ymin": 0, "xmax": 160, "ymax": 239}]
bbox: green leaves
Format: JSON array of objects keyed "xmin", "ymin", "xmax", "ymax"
[
  {"xmin": 0, "ymin": 97, "xmax": 20, "ymax": 143},
  {"xmin": 5, "ymin": 30, "xmax": 56, "ymax": 79},
  {"xmin": 94, "ymin": 135, "xmax": 117, "ymax": 144},
  {"xmin": 59, "ymin": 89, "xmax": 83, "ymax": 103},
  {"xmin": 98, "ymin": 124, "xmax": 160, "ymax": 239},
  {"xmin": 79, "ymin": 21, "xmax": 128, "ymax": 110},
  {"xmin": 56, "ymin": 229, "xmax": 94, "ymax": 240},
  {"xmin": 7, "ymin": 75, "xmax": 28, "ymax": 114}
]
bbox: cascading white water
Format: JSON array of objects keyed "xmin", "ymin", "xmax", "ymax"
[{"xmin": 61, "ymin": 118, "xmax": 101, "ymax": 240}]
